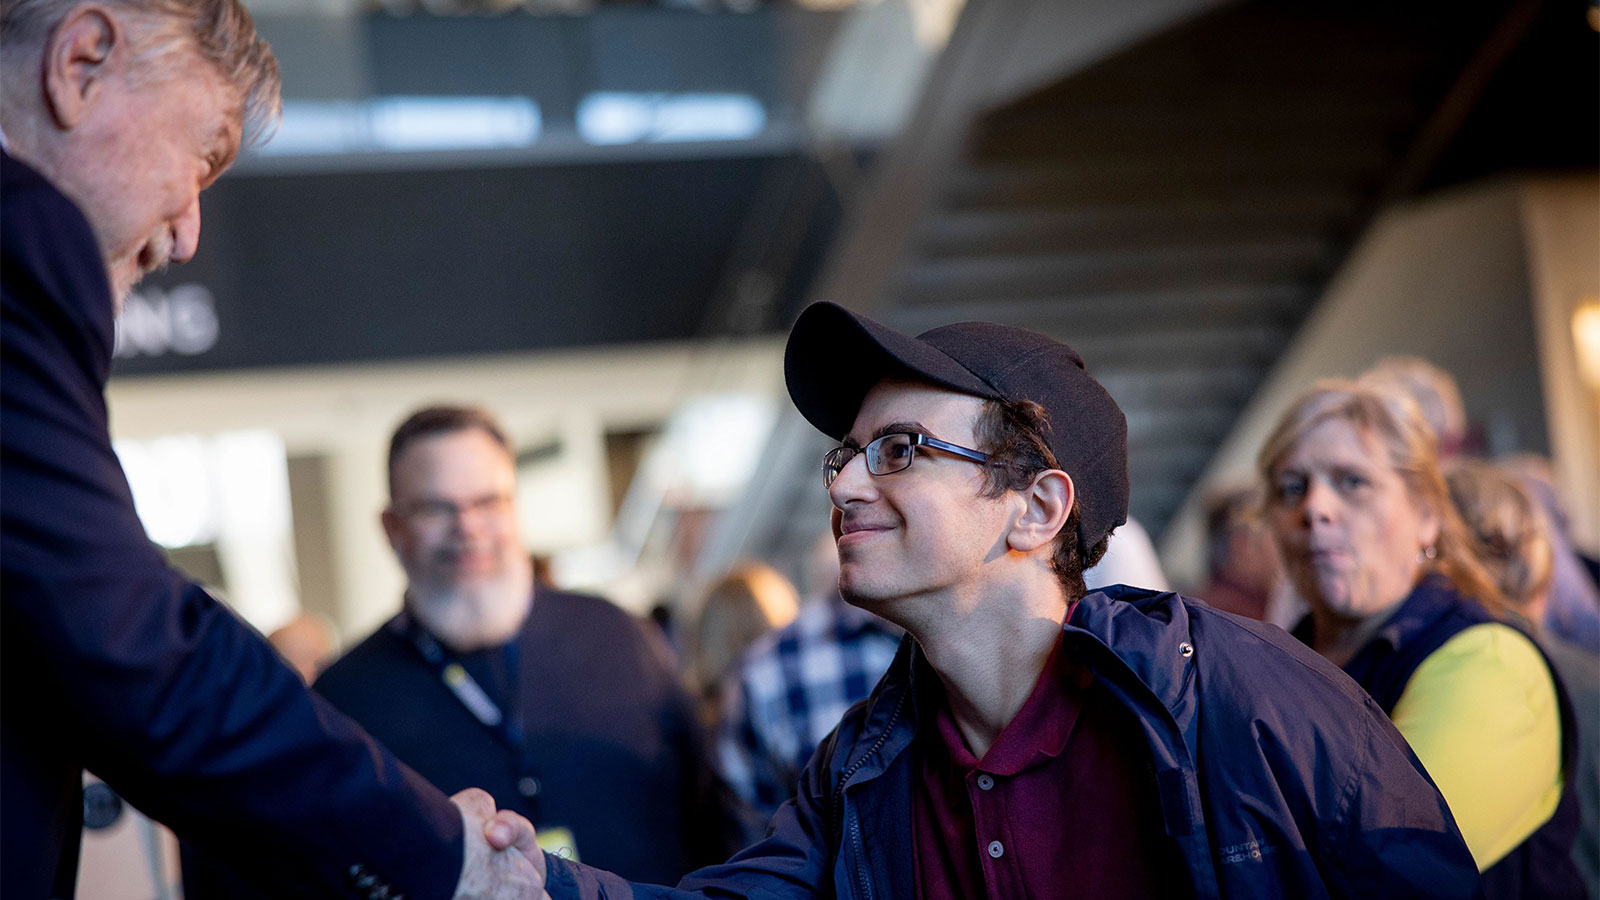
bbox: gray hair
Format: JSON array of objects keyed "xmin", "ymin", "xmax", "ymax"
[
  {"xmin": 1, "ymin": 0, "xmax": 281, "ymax": 145},
  {"xmin": 1360, "ymin": 356, "xmax": 1467, "ymax": 454}
]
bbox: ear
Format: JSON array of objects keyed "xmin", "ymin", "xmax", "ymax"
[
  {"xmin": 380, "ymin": 507, "xmax": 406, "ymax": 553},
  {"xmin": 1007, "ymin": 469, "xmax": 1075, "ymax": 554},
  {"xmin": 42, "ymin": 5, "xmax": 121, "ymax": 131},
  {"xmin": 1417, "ymin": 498, "xmax": 1441, "ymax": 552}
]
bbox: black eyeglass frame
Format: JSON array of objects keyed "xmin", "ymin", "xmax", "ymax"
[{"xmin": 822, "ymin": 432, "xmax": 991, "ymax": 488}]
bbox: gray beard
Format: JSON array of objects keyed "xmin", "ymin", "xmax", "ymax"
[{"xmin": 406, "ymin": 567, "xmax": 533, "ymax": 653}]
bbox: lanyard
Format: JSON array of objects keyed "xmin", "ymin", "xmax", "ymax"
[
  {"xmin": 393, "ymin": 613, "xmax": 562, "ymax": 836},
  {"xmin": 395, "ymin": 613, "xmax": 535, "ymax": 770}
]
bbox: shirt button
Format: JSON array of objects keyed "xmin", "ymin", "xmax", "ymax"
[
  {"xmin": 987, "ymin": 840, "xmax": 1004, "ymax": 858},
  {"xmin": 976, "ymin": 774, "xmax": 995, "ymax": 791},
  {"xmin": 518, "ymin": 776, "xmax": 542, "ymax": 798}
]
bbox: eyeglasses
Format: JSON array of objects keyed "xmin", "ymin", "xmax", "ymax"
[
  {"xmin": 822, "ymin": 432, "xmax": 990, "ymax": 488},
  {"xmin": 394, "ymin": 493, "xmax": 513, "ymax": 529}
]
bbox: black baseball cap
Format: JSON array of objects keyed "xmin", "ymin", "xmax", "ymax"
[{"xmin": 784, "ymin": 301, "xmax": 1129, "ymax": 550}]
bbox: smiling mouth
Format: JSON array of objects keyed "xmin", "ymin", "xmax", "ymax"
[
  {"xmin": 838, "ymin": 517, "xmax": 891, "ymax": 535},
  {"xmin": 837, "ymin": 522, "xmax": 892, "ymax": 547}
]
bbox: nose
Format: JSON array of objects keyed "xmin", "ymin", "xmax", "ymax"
[
  {"xmin": 452, "ymin": 504, "xmax": 501, "ymax": 541},
  {"xmin": 169, "ymin": 198, "xmax": 202, "ymax": 264},
  {"xmin": 827, "ymin": 450, "xmax": 876, "ymax": 510},
  {"xmin": 1300, "ymin": 477, "xmax": 1336, "ymax": 526}
]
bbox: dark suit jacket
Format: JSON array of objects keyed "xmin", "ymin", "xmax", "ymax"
[{"xmin": 1, "ymin": 149, "xmax": 464, "ymax": 899}]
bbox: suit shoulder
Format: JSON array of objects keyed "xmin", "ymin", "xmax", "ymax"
[
  {"xmin": 2, "ymin": 151, "xmax": 114, "ymax": 358},
  {"xmin": 538, "ymin": 589, "xmax": 650, "ymax": 636},
  {"xmin": 1, "ymin": 152, "xmax": 101, "ymax": 268},
  {"xmin": 532, "ymin": 589, "xmax": 683, "ymax": 682}
]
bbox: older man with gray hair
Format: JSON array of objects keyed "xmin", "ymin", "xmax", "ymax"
[{"xmin": 0, "ymin": 2, "xmax": 543, "ymax": 897}]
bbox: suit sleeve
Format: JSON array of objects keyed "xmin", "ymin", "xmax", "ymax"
[{"xmin": 0, "ymin": 170, "xmax": 465, "ymax": 899}]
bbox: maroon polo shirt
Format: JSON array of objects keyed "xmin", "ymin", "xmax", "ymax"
[{"xmin": 911, "ymin": 627, "xmax": 1185, "ymax": 899}]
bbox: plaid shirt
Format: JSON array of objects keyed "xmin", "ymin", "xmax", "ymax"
[{"xmin": 717, "ymin": 597, "xmax": 902, "ymax": 818}]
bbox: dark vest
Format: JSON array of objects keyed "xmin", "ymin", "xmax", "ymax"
[{"xmin": 1296, "ymin": 575, "xmax": 1584, "ymax": 900}]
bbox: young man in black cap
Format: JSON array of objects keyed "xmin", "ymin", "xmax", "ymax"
[{"xmin": 531, "ymin": 303, "xmax": 1482, "ymax": 899}]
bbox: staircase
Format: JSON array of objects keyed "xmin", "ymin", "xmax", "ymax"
[{"xmin": 702, "ymin": 0, "xmax": 1541, "ymax": 579}]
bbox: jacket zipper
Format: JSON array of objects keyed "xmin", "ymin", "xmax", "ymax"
[
  {"xmin": 833, "ymin": 689, "xmax": 907, "ymax": 899},
  {"xmin": 849, "ymin": 813, "xmax": 874, "ymax": 900}
]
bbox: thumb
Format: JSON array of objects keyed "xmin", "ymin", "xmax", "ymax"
[{"xmin": 484, "ymin": 809, "xmax": 539, "ymax": 858}]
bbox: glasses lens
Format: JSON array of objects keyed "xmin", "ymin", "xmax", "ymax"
[
  {"xmin": 866, "ymin": 433, "xmax": 915, "ymax": 476},
  {"xmin": 823, "ymin": 447, "xmax": 849, "ymax": 488}
]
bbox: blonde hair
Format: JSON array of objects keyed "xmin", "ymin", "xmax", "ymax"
[
  {"xmin": 1, "ymin": 0, "xmax": 280, "ymax": 145},
  {"xmin": 1444, "ymin": 459, "xmax": 1554, "ymax": 612},
  {"xmin": 688, "ymin": 563, "xmax": 799, "ymax": 715},
  {"xmin": 1258, "ymin": 379, "xmax": 1505, "ymax": 616}
]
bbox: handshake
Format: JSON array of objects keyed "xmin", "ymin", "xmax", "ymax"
[{"xmin": 449, "ymin": 788, "xmax": 551, "ymax": 900}]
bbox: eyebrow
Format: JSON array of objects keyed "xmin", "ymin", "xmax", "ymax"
[{"xmin": 842, "ymin": 421, "xmax": 932, "ymax": 450}]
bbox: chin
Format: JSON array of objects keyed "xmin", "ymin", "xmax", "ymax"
[{"xmin": 838, "ymin": 576, "xmax": 891, "ymax": 609}]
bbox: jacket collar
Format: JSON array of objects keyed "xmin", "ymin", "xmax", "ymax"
[
  {"xmin": 1066, "ymin": 586, "xmax": 1198, "ymax": 716},
  {"xmin": 838, "ymin": 585, "xmax": 1202, "ymax": 792},
  {"xmin": 1290, "ymin": 573, "xmax": 1462, "ymax": 654}
]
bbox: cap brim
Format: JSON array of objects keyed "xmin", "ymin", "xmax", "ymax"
[{"xmin": 784, "ymin": 302, "xmax": 999, "ymax": 440}]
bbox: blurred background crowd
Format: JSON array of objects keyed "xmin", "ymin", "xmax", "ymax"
[{"xmin": 73, "ymin": 0, "xmax": 1597, "ymax": 896}]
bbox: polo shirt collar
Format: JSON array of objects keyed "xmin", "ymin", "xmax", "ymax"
[{"xmin": 924, "ymin": 632, "xmax": 1092, "ymax": 776}]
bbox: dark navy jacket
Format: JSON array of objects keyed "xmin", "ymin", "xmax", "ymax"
[
  {"xmin": 546, "ymin": 586, "xmax": 1482, "ymax": 899},
  {"xmin": 1, "ymin": 149, "xmax": 463, "ymax": 899},
  {"xmin": 1298, "ymin": 575, "xmax": 1585, "ymax": 900}
]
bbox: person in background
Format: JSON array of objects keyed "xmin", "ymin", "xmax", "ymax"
[
  {"xmin": 1362, "ymin": 356, "xmax": 1600, "ymax": 652},
  {"xmin": 1082, "ymin": 514, "xmax": 1171, "ymax": 592},
  {"xmin": 1362, "ymin": 356, "xmax": 1469, "ymax": 457},
  {"xmin": 528, "ymin": 301, "xmax": 1480, "ymax": 900},
  {"xmin": 1446, "ymin": 459, "xmax": 1599, "ymax": 896},
  {"xmin": 1502, "ymin": 453, "xmax": 1600, "ymax": 654},
  {"xmin": 1263, "ymin": 380, "xmax": 1581, "ymax": 898},
  {"xmin": 1195, "ymin": 486, "xmax": 1281, "ymax": 621},
  {"xmin": 268, "ymin": 612, "xmax": 338, "ymax": 684},
  {"xmin": 308, "ymin": 405, "xmax": 743, "ymax": 886},
  {"xmin": 688, "ymin": 562, "xmax": 800, "ymax": 727},
  {"xmin": 717, "ymin": 534, "xmax": 901, "ymax": 825},
  {"xmin": 0, "ymin": 1, "xmax": 536, "ymax": 895}
]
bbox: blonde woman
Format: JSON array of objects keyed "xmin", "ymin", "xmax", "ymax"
[
  {"xmin": 1260, "ymin": 381, "xmax": 1580, "ymax": 899},
  {"xmin": 689, "ymin": 563, "xmax": 800, "ymax": 725}
]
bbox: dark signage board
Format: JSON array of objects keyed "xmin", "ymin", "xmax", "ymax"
[{"xmin": 115, "ymin": 152, "xmax": 841, "ymax": 376}]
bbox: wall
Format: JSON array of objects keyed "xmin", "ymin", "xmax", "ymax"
[
  {"xmin": 107, "ymin": 337, "xmax": 786, "ymax": 641},
  {"xmin": 1160, "ymin": 178, "xmax": 1553, "ymax": 587},
  {"xmin": 1522, "ymin": 176, "xmax": 1600, "ymax": 552}
]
